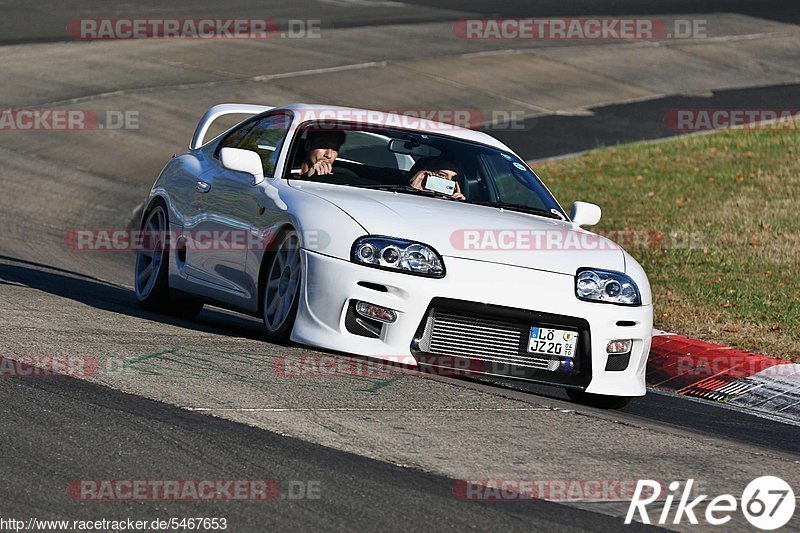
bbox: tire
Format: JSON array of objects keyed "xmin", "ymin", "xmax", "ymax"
[
  {"xmin": 134, "ymin": 202, "xmax": 204, "ymax": 319},
  {"xmin": 566, "ymin": 389, "xmax": 633, "ymax": 409},
  {"xmin": 262, "ymin": 230, "xmax": 302, "ymax": 343}
]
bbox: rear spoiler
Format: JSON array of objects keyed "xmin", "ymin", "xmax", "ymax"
[{"xmin": 189, "ymin": 103, "xmax": 274, "ymax": 150}]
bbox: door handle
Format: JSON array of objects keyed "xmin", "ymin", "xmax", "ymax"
[{"xmin": 195, "ymin": 181, "xmax": 211, "ymax": 193}]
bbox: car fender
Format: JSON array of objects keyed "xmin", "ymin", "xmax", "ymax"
[
  {"xmin": 623, "ymin": 250, "xmax": 652, "ymax": 307},
  {"xmin": 242, "ymin": 179, "xmax": 368, "ymax": 313},
  {"xmin": 145, "ymin": 152, "xmax": 211, "ymax": 230}
]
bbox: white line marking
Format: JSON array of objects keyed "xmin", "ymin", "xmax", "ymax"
[
  {"xmin": 251, "ymin": 61, "xmax": 387, "ymax": 82},
  {"xmin": 318, "ymin": 0, "xmax": 407, "ymax": 6},
  {"xmin": 38, "ymin": 61, "xmax": 388, "ymax": 107},
  {"xmin": 186, "ymin": 407, "xmax": 555, "ymax": 412}
]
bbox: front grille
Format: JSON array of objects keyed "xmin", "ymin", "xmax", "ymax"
[
  {"xmin": 418, "ymin": 311, "xmax": 562, "ymax": 371},
  {"xmin": 411, "ymin": 298, "xmax": 592, "ymax": 388}
]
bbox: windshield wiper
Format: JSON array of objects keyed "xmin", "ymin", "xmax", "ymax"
[
  {"xmin": 468, "ymin": 201, "xmax": 563, "ymax": 219},
  {"xmin": 356, "ymin": 184, "xmax": 412, "ymax": 191},
  {"xmin": 355, "ymin": 184, "xmax": 459, "ymax": 200}
]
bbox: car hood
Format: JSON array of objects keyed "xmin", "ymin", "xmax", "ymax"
[{"xmin": 291, "ymin": 182, "xmax": 625, "ymax": 275}]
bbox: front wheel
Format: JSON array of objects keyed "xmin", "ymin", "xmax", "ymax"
[
  {"xmin": 134, "ymin": 202, "xmax": 204, "ymax": 319},
  {"xmin": 566, "ymin": 389, "xmax": 633, "ymax": 409},
  {"xmin": 262, "ymin": 230, "xmax": 302, "ymax": 343}
]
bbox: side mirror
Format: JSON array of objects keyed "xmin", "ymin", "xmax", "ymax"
[
  {"xmin": 220, "ymin": 147, "xmax": 264, "ymax": 185},
  {"xmin": 570, "ymin": 201, "xmax": 602, "ymax": 227}
]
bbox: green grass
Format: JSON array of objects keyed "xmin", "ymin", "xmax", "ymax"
[{"xmin": 533, "ymin": 128, "xmax": 800, "ymax": 358}]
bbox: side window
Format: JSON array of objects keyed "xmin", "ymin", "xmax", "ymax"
[
  {"xmin": 217, "ymin": 120, "xmax": 258, "ymax": 152},
  {"xmin": 237, "ymin": 114, "xmax": 292, "ymax": 177}
]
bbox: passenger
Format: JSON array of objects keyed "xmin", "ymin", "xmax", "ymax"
[{"xmin": 408, "ymin": 158, "xmax": 465, "ymax": 200}]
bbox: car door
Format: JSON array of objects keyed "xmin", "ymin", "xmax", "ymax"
[{"xmin": 184, "ymin": 113, "xmax": 291, "ymax": 300}]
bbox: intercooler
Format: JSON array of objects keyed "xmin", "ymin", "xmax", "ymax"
[
  {"xmin": 416, "ymin": 310, "xmax": 563, "ymax": 371},
  {"xmin": 411, "ymin": 298, "xmax": 593, "ymax": 388}
]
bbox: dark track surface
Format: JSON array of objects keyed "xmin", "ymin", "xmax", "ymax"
[
  {"xmin": 489, "ymin": 83, "xmax": 800, "ymax": 161},
  {"xmin": 0, "ymin": 356, "xmax": 654, "ymax": 531}
]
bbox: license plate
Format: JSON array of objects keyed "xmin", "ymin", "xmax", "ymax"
[{"xmin": 528, "ymin": 326, "xmax": 577, "ymax": 358}]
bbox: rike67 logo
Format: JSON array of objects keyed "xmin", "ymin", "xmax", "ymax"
[{"xmin": 626, "ymin": 477, "xmax": 795, "ymax": 530}]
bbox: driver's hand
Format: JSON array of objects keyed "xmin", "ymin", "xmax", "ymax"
[{"xmin": 311, "ymin": 159, "xmax": 333, "ymax": 176}]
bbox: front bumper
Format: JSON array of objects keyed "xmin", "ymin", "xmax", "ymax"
[{"xmin": 291, "ymin": 250, "xmax": 653, "ymax": 396}]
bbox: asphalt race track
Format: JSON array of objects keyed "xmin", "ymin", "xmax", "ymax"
[
  {"xmin": 0, "ymin": 1, "xmax": 798, "ymax": 531},
  {"xmin": 1, "ymin": 0, "xmax": 799, "ymax": 44}
]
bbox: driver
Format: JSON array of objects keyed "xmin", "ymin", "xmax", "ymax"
[
  {"xmin": 408, "ymin": 158, "xmax": 465, "ymax": 200},
  {"xmin": 300, "ymin": 130, "xmax": 346, "ymax": 178}
]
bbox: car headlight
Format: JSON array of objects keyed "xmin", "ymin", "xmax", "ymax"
[
  {"xmin": 352, "ymin": 236, "xmax": 445, "ymax": 278},
  {"xmin": 575, "ymin": 268, "xmax": 641, "ymax": 306}
]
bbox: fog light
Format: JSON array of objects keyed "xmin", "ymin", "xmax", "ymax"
[
  {"xmin": 355, "ymin": 301, "xmax": 397, "ymax": 323},
  {"xmin": 606, "ymin": 339, "xmax": 632, "ymax": 354}
]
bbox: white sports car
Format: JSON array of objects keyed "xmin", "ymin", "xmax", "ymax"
[{"xmin": 135, "ymin": 103, "xmax": 652, "ymax": 408}]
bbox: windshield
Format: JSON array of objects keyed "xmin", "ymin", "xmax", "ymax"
[{"xmin": 285, "ymin": 123, "xmax": 567, "ymax": 219}]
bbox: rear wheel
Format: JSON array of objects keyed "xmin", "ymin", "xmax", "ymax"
[
  {"xmin": 566, "ymin": 389, "xmax": 632, "ymax": 409},
  {"xmin": 262, "ymin": 230, "xmax": 302, "ymax": 343},
  {"xmin": 134, "ymin": 202, "xmax": 204, "ymax": 319}
]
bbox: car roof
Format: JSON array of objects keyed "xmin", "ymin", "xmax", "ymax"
[{"xmin": 273, "ymin": 103, "xmax": 514, "ymax": 152}]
